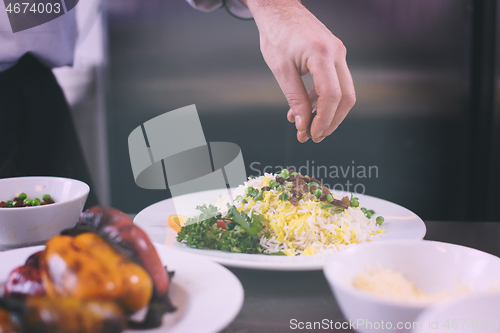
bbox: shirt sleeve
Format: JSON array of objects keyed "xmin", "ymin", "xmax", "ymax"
[{"xmin": 185, "ymin": 0, "xmax": 252, "ymax": 19}]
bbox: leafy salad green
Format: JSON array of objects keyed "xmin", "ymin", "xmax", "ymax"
[{"xmin": 176, "ymin": 204, "xmax": 267, "ymax": 254}]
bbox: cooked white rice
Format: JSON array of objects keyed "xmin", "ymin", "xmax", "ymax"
[{"xmin": 217, "ymin": 173, "xmax": 384, "ymax": 256}]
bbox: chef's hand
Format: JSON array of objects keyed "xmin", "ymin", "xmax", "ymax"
[{"xmin": 241, "ymin": 0, "xmax": 356, "ymax": 143}]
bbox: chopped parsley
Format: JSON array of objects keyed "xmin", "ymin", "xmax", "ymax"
[{"xmin": 176, "ymin": 204, "xmax": 266, "ymax": 254}]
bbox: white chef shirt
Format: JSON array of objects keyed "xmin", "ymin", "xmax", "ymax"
[
  {"xmin": 0, "ymin": 4, "xmax": 77, "ymax": 71},
  {"xmin": 0, "ymin": 0, "xmax": 251, "ymax": 72}
]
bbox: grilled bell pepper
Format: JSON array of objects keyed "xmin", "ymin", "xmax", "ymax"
[{"xmin": 42, "ymin": 233, "xmax": 153, "ymax": 313}]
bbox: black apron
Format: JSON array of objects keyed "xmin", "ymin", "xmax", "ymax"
[{"xmin": 0, "ymin": 53, "xmax": 98, "ymax": 207}]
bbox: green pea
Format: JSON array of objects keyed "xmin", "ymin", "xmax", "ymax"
[
  {"xmin": 366, "ymin": 212, "xmax": 372, "ymax": 219},
  {"xmin": 376, "ymin": 216, "xmax": 384, "ymax": 226},
  {"xmin": 368, "ymin": 209, "xmax": 375, "ymax": 215},
  {"xmin": 314, "ymin": 189, "xmax": 322, "ymax": 198},
  {"xmin": 32, "ymin": 198, "xmax": 41, "ymax": 206},
  {"xmin": 279, "ymin": 169, "xmax": 289, "ymax": 178},
  {"xmin": 307, "ymin": 182, "xmax": 319, "ymax": 188},
  {"xmin": 269, "ymin": 179, "xmax": 277, "ymax": 188},
  {"xmin": 12, "ymin": 201, "xmax": 17, "ymax": 207},
  {"xmin": 326, "ymin": 194, "xmax": 334, "ymax": 203},
  {"xmin": 42, "ymin": 194, "xmax": 51, "ymax": 202},
  {"xmin": 17, "ymin": 192, "xmax": 27, "ymax": 200},
  {"xmin": 350, "ymin": 197, "xmax": 359, "ymax": 207},
  {"xmin": 23, "ymin": 198, "xmax": 32, "ymax": 206},
  {"xmin": 291, "ymin": 172, "xmax": 298, "ymax": 176},
  {"xmin": 6, "ymin": 200, "xmax": 13, "ymax": 207},
  {"xmin": 361, "ymin": 207, "xmax": 367, "ymax": 214},
  {"xmin": 277, "ymin": 185, "xmax": 284, "ymax": 192},
  {"xmin": 254, "ymin": 191, "xmax": 264, "ymax": 201}
]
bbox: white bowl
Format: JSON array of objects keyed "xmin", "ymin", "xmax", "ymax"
[
  {"xmin": 0, "ymin": 176, "xmax": 89, "ymax": 249},
  {"xmin": 323, "ymin": 240, "xmax": 500, "ymax": 333},
  {"xmin": 413, "ymin": 292, "xmax": 500, "ymax": 333}
]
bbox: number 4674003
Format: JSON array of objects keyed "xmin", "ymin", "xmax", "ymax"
[{"xmin": 6, "ymin": 2, "xmax": 61, "ymax": 14}]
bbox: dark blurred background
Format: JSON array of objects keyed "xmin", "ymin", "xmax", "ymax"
[{"xmin": 104, "ymin": 0, "xmax": 499, "ymax": 221}]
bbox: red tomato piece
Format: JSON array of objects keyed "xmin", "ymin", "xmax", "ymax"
[{"xmin": 216, "ymin": 220, "xmax": 227, "ymax": 230}]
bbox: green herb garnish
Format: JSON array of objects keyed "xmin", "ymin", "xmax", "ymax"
[
  {"xmin": 176, "ymin": 204, "xmax": 267, "ymax": 254},
  {"xmin": 226, "ymin": 204, "xmax": 264, "ymax": 237},
  {"xmin": 235, "ymin": 195, "xmax": 248, "ymax": 203},
  {"xmin": 279, "ymin": 192, "xmax": 289, "ymax": 201},
  {"xmin": 244, "ymin": 187, "xmax": 258, "ymax": 198},
  {"xmin": 267, "ymin": 251, "xmax": 287, "ymax": 256},
  {"xmin": 254, "ymin": 191, "xmax": 264, "ymax": 201}
]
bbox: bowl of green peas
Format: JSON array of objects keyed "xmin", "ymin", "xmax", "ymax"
[{"xmin": 0, "ymin": 176, "xmax": 89, "ymax": 249}]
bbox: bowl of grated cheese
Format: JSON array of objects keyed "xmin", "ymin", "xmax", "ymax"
[{"xmin": 323, "ymin": 240, "xmax": 500, "ymax": 333}]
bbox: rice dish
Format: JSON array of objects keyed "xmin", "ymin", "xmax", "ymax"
[{"xmin": 216, "ymin": 171, "xmax": 385, "ymax": 256}]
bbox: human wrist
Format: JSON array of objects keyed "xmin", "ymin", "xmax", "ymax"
[{"xmin": 241, "ymin": 0, "xmax": 302, "ymax": 19}]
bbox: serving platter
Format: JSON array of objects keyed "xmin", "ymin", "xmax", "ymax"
[
  {"xmin": 134, "ymin": 189, "xmax": 427, "ymax": 271},
  {"xmin": 0, "ymin": 244, "xmax": 244, "ymax": 333}
]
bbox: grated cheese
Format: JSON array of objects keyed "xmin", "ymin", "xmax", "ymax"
[{"xmin": 353, "ymin": 267, "xmax": 471, "ymax": 305}]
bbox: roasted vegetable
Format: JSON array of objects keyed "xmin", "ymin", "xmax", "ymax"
[
  {"xmin": 71, "ymin": 207, "xmax": 170, "ymax": 299},
  {"xmin": 2, "ymin": 206, "xmax": 175, "ymax": 332},
  {"xmin": 23, "ymin": 297, "xmax": 125, "ymax": 333},
  {"xmin": 42, "ymin": 233, "xmax": 153, "ymax": 313},
  {"xmin": 0, "ymin": 308, "xmax": 17, "ymax": 333},
  {"xmin": 0, "ymin": 297, "xmax": 125, "ymax": 333},
  {"xmin": 4, "ymin": 252, "xmax": 44, "ymax": 298}
]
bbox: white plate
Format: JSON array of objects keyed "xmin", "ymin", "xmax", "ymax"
[
  {"xmin": 134, "ymin": 189, "xmax": 426, "ymax": 271},
  {"xmin": 0, "ymin": 244, "xmax": 244, "ymax": 333}
]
